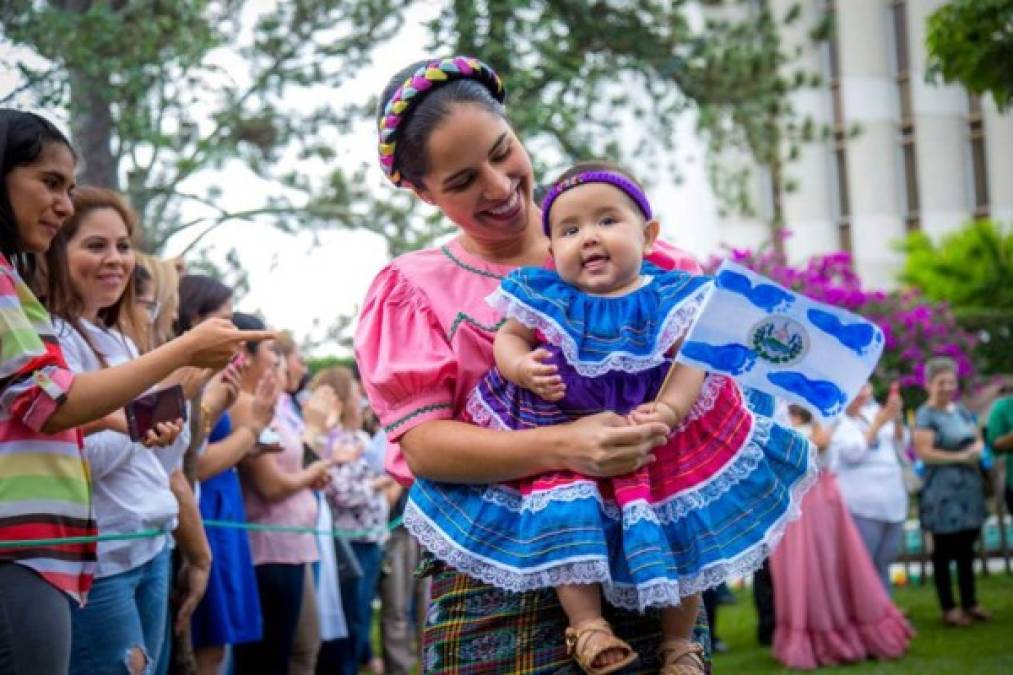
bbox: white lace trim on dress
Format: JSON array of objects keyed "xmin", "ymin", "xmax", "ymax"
[{"xmin": 486, "ymin": 283, "xmax": 710, "ymax": 378}]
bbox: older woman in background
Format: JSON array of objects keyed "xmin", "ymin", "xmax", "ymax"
[{"xmin": 914, "ymin": 356, "xmax": 990, "ymax": 627}]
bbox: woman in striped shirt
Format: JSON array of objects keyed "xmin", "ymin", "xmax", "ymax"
[{"xmin": 0, "ymin": 109, "xmax": 273, "ymax": 675}]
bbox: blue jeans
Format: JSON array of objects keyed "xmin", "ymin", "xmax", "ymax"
[
  {"xmin": 318, "ymin": 541, "xmax": 383, "ymax": 675},
  {"xmin": 70, "ymin": 545, "xmax": 171, "ymax": 675}
]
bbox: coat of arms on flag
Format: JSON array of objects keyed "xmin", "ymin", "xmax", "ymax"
[{"xmin": 676, "ymin": 260, "xmax": 885, "ymax": 421}]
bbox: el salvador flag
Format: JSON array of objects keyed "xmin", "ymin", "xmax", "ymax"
[{"xmin": 676, "ymin": 260, "xmax": 884, "ymax": 421}]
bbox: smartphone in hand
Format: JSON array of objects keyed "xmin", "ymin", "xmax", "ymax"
[{"xmin": 124, "ymin": 385, "xmax": 187, "ymax": 442}]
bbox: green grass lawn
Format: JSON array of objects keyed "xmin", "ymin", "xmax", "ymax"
[{"xmin": 712, "ymin": 573, "xmax": 1013, "ymax": 674}]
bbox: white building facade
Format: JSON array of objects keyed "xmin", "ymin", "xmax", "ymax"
[{"xmin": 714, "ymin": 0, "xmax": 1013, "ymax": 289}]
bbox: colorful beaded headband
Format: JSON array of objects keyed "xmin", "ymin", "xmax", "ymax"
[
  {"xmin": 541, "ymin": 171, "xmax": 654, "ymax": 235},
  {"xmin": 378, "ymin": 56, "xmax": 505, "ymax": 187}
]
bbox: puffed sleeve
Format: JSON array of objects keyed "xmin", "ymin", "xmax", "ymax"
[
  {"xmin": 355, "ymin": 263, "xmax": 457, "ymax": 448},
  {"xmin": 648, "ymin": 239, "xmax": 703, "ymax": 274},
  {"xmin": 0, "ymin": 265, "xmax": 76, "ymax": 432}
]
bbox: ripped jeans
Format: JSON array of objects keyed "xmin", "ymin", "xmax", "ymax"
[{"xmin": 69, "ymin": 545, "xmax": 171, "ymax": 675}]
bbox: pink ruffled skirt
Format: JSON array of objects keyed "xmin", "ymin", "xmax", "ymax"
[{"xmin": 771, "ymin": 471, "xmax": 914, "ymax": 669}]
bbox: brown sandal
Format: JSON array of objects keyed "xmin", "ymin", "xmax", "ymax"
[
  {"xmin": 564, "ymin": 618, "xmax": 639, "ymax": 675},
  {"xmin": 658, "ymin": 639, "xmax": 706, "ymax": 675}
]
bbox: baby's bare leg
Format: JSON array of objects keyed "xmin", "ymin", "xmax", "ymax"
[
  {"xmin": 659, "ymin": 593, "xmax": 706, "ymax": 672},
  {"xmin": 660, "ymin": 592, "xmax": 701, "ymax": 640},
  {"xmin": 557, "ymin": 584, "xmax": 632, "ymax": 669},
  {"xmin": 557, "ymin": 583, "xmax": 604, "ymax": 627}
]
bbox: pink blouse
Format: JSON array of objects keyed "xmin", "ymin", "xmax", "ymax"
[
  {"xmin": 355, "ymin": 236, "xmax": 701, "ymax": 485},
  {"xmin": 241, "ymin": 393, "xmax": 319, "ymax": 565}
]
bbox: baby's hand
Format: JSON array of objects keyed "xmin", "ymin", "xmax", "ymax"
[
  {"xmin": 515, "ymin": 348, "xmax": 566, "ymax": 401},
  {"xmin": 628, "ymin": 401, "xmax": 680, "ymax": 431}
]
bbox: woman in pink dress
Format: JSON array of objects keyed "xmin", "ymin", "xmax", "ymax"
[
  {"xmin": 771, "ymin": 405, "xmax": 914, "ymax": 669},
  {"xmin": 356, "ymin": 56, "xmax": 713, "ymax": 673}
]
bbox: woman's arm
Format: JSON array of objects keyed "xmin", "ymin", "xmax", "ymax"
[
  {"xmin": 239, "ymin": 452, "xmax": 332, "ymax": 502},
  {"xmin": 913, "ymin": 428, "xmax": 977, "ymax": 465},
  {"xmin": 43, "ymin": 320, "xmax": 274, "ymax": 433},
  {"xmin": 168, "ymin": 469, "xmax": 212, "ymax": 636},
  {"xmin": 986, "ymin": 402, "xmax": 1013, "ymax": 452},
  {"xmin": 401, "ymin": 413, "xmax": 669, "ymax": 484},
  {"xmin": 195, "ymin": 426, "xmax": 259, "ymax": 482},
  {"xmin": 196, "ymin": 373, "xmax": 277, "ymax": 482}
]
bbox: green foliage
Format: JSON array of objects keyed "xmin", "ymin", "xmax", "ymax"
[
  {"xmin": 1, "ymin": 0, "xmax": 406, "ymax": 254},
  {"xmin": 956, "ymin": 306, "xmax": 1013, "ymax": 377},
  {"xmin": 898, "ymin": 219, "xmax": 1013, "ymax": 378},
  {"xmin": 2, "ymin": 1, "xmax": 825, "ymax": 262},
  {"xmin": 926, "ymin": 0, "xmax": 1013, "ymax": 110},
  {"xmin": 426, "ymin": 0, "xmax": 829, "ymax": 220},
  {"xmin": 898, "ymin": 219, "xmax": 1013, "ymax": 310},
  {"xmin": 305, "ymin": 354, "xmax": 356, "ymax": 376}
]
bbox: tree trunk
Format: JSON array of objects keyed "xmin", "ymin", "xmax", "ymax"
[
  {"xmin": 68, "ymin": 65, "xmax": 119, "ymax": 189},
  {"xmin": 769, "ymin": 157, "xmax": 785, "ymax": 257}
]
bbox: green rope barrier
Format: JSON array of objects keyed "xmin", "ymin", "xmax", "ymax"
[{"xmin": 0, "ymin": 515, "xmax": 405, "ymax": 549}]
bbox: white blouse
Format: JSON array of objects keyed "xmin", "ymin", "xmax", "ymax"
[{"xmin": 833, "ymin": 402, "xmax": 910, "ymax": 524}]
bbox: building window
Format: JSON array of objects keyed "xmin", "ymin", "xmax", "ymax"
[
  {"xmin": 968, "ymin": 94, "xmax": 990, "ymax": 218},
  {"xmin": 890, "ymin": 0, "xmax": 919, "ymax": 231}
]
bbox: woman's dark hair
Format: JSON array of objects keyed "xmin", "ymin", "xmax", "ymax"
[
  {"xmin": 45, "ymin": 186, "xmax": 141, "ymax": 367},
  {"xmin": 175, "ymin": 274, "xmax": 233, "ymax": 335},
  {"xmin": 0, "ymin": 109, "xmax": 76, "ymax": 275},
  {"xmin": 787, "ymin": 404, "xmax": 813, "ymax": 425},
  {"xmin": 133, "ymin": 263, "xmax": 152, "ymax": 297},
  {"xmin": 377, "ymin": 60, "xmax": 507, "ymax": 188},
  {"xmin": 232, "ymin": 311, "xmax": 267, "ymax": 355}
]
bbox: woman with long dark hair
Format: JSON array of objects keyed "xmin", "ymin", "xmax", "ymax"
[
  {"xmin": 0, "ymin": 109, "xmax": 270, "ymax": 674},
  {"xmin": 355, "ymin": 58, "xmax": 709, "ymax": 672}
]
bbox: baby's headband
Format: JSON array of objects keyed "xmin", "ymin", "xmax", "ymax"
[
  {"xmin": 377, "ymin": 56, "xmax": 505, "ymax": 187},
  {"xmin": 540, "ymin": 171, "xmax": 654, "ymax": 235}
]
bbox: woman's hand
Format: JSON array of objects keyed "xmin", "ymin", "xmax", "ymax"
[
  {"xmin": 180, "ymin": 318, "xmax": 276, "ymax": 370},
  {"xmin": 203, "ymin": 361, "xmax": 244, "ymax": 414},
  {"xmin": 304, "ymin": 385, "xmax": 338, "ymax": 434},
  {"xmin": 513, "ymin": 348, "xmax": 565, "ymax": 401},
  {"xmin": 141, "ymin": 419, "xmax": 184, "ymax": 448},
  {"xmin": 303, "ymin": 458, "xmax": 335, "ymax": 490},
  {"xmin": 251, "ymin": 371, "xmax": 281, "ymax": 430},
  {"xmin": 172, "ymin": 557, "xmax": 211, "ymax": 636},
  {"xmin": 960, "ymin": 440, "xmax": 984, "ymax": 465},
  {"xmin": 558, "ymin": 412, "xmax": 668, "ymax": 477}
]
